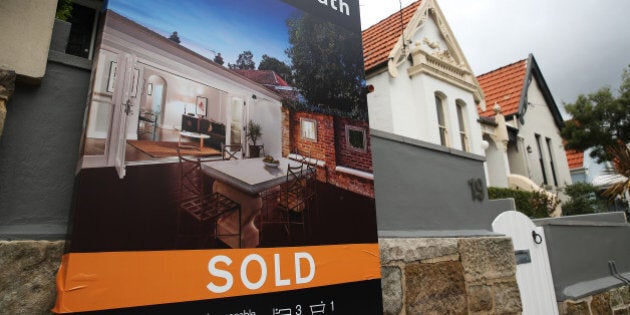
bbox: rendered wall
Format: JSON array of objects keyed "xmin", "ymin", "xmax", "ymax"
[
  {"xmin": 0, "ymin": 0, "xmax": 57, "ymax": 80},
  {"xmin": 535, "ymin": 213, "xmax": 630, "ymax": 301},
  {"xmin": 514, "ymin": 76, "xmax": 572, "ymax": 192},
  {"xmin": 0, "ymin": 58, "xmax": 91, "ymax": 239},
  {"xmin": 371, "ymin": 129, "xmax": 513, "ymax": 235}
]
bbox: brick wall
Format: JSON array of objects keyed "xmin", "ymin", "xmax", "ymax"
[
  {"xmin": 289, "ymin": 111, "xmax": 334, "ymax": 164},
  {"xmin": 283, "ymin": 108, "xmax": 374, "ymax": 197},
  {"xmin": 334, "ymin": 117, "xmax": 373, "ymax": 172}
]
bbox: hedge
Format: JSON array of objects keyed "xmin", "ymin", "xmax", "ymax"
[{"xmin": 488, "ymin": 187, "xmax": 555, "ymax": 218}]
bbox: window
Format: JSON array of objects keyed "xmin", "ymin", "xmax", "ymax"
[
  {"xmin": 300, "ymin": 118, "xmax": 317, "ymax": 141},
  {"xmin": 65, "ymin": 0, "xmax": 102, "ymax": 59},
  {"xmin": 345, "ymin": 125, "xmax": 367, "ymax": 152},
  {"xmin": 435, "ymin": 93, "xmax": 449, "ymax": 146},
  {"xmin": 456, "ymin": 100, "xmax": 469, "ymax": 152},
  {"xmin": 546, "ymin": 137, "xmax": 558, "ymax": 186},
  {"xmin": 535, "ymin": 134, "xmax": 548, "ymax": 185}
]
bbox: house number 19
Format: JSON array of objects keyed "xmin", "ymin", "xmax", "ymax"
[{"xmin": 468, "ymin": 178, "xmax": 485, "ymax": 201}]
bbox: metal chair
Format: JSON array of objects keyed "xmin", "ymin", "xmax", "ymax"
[
  {"xmin": 259, "ymin": 163, "xmax": 314, "ymax": 245},
  {"xmin": 221, "ymin": 143, "xmax": 242, "ymax": 160},
  {"xmin": 176, "ymin": 147, "xmax": 241, "ymax": 248}
]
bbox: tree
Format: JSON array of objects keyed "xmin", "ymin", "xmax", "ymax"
[
  {"xmin": 228, "ymin": 50, "xmax": 255, "ymax": 70},
  {"xmin": 562, "ymin": 182, "xmax": 608, "ymax": 215},
  {"xmin": 258, "ymin": 54, "xmax": 293, "ymax": 84},
  {"xmin": 601, "ymin": 143, "xmax": 630, "ymax": 202},
  {"xmin": 285, "ymin": 14, "xmax": 367, "ymax": 118},
  {"xmin": 213, "ymin": 52, "xmax": 224, "ymax": 66},
  {"xmin": 562, "ymin": 66, "xmax": 630, "ymax": 163}
]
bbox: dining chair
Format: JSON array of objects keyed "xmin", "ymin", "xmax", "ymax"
[
  {"xmin": 259, "ymin": 163, "xmax": 314, "ymax": 245},
  {"xmin": 176, "ymin": 147, "xmax": 242, "ymax": 248},
  {"xmin": 221, "ymin": 143, "xmax": 242, "ymax": 160}
]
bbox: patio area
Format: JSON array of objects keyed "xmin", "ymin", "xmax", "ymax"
[{"xmin": 67, "ymin": 162, "xmax": 378, "ymax": 253}]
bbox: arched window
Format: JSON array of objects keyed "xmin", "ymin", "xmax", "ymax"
[
  {"xmin": 456, "ymin": 100, "xmax": 469, "ymax": 152},
  {"xmin": 435, "ymin": 92, "xmax": 449, "ymax": 147}
]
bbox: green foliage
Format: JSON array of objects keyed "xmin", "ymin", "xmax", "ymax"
[
  {"xmin": 285, "ymin": 13, "xmax": 367, "ymax": 119},
  {"xmin": 56, "ymin": 0, "xmax": 73, "ymax": 21},
  {"xmin": 258, "ymin": 54, "xmax": 293, "ymax": 84},
  {"xmin": 228, "ymin": 51, "xmax": 255, "ymax": 70},
  {"xmin": 488, "ymin": 187, "xmax": 559, "ymax": 218},
  {"xmin": 562, "ymin": 65, "xmax": 630, "ymax": 163},
  {"xmin": 562, "ymin": 182, "xmax": 608, "ymax": 215},
  {"xmin": 213, "ymin": 53, "xmax": 224, "ymax": 66},
  {"xmin": 246, "ymin": 120, "xmax": 262, "ymax": 145}
]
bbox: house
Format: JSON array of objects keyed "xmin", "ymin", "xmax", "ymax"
[
  {"xmin": 478, "ymin": 54, "xmax": 572, "ymax": 209},
  {"xmin": 363, "ymin": 0, "xmax": 486, "ymax": 156},
  {"xmin": 566, "ymin": 149, "xmax": 587, "ymax": 183},
  {"xmin": 363, "ymin": 0, "xmax": 513, "ymax": 233},
  {"xmin": 80, "ymin": 10, "xmax": 284, "ymax": 178},
  {"xmin": 233, "ymin": 69, "xmax": 376, "ymax": 198}
]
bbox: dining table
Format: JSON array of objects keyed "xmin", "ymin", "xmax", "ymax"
[{"xmin": 201, "ymin": 157, "xmax": 307, "ymax": 248}]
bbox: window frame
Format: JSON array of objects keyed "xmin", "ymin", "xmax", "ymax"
[
  {"xmin": 300, "ymin": 117, "xmax": 317, "ymax": 141},
  {"xmin": 435, "ymin": 92, "xmax": 449, "ymax": 147},
  {"xmin": 345, "ymin": 125, "xmax": 367, "ymax": 152},
  {"xmin": 456, "ymin": 100, "xmax": 469, "ymax": 152}
]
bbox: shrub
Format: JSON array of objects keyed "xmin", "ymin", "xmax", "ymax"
[
  {"xmin": 562, "ymin": 182, "xmax": 608, "ymax": 215},
  {"xmin": 56, "ymin": 0, "xmax": 73, "ymax": 21},
  {"xmin": 488, "ymin": 187, "xmax": 558, "ymax": 218}
]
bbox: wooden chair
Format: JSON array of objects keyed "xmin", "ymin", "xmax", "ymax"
[
  {"xmin": 176, "ymin": 147, "xmax": 241, "ymax": 248},
  {"xmin": 221, "ymin": 143, "xmax": 242, "ymax": 160},
  {"xmin": 259, "ymin": 163, "xmax": 315, "ymax": 245}
]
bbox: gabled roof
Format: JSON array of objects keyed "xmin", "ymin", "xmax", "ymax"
[
  {"xmin": 477, "ymin": 54, "xmax": 564, "ymax": 129},
  {"xmin": 477, "ymin": 59, "xmax": 527, "ymax": 117},
  {"xmin": 362, "ymin": 1, "xmax": 421, "ymax": 72},
  {"xmin": 231, "ymin": 69, "xmax": 289, "ymax": 87},
  {"xmin": 565, "ymin": 149, "xmax": 584, "ymax": 170}
]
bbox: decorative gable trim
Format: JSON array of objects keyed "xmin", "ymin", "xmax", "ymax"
[{"xmin": 385, "ymin": 0, "xmax": 484, "ymax": 103}]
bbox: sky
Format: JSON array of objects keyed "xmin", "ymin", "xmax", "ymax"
[
  {"xmin": 108, "ymin": 0, "xmax": 298, "ymax": 67},
  {"xmin": 359, "ymin": 0, "xmax": 630, "ymax": 119}
]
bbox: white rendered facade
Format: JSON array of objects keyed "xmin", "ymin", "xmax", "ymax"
[{"xmin": 366, "ymin": 0, "xmax": 486, "ymax": 156}]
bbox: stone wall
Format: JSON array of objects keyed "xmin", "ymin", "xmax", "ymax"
[
  {"xmin": 380, "ymin": 237, "xmax": 523, "ymax": 315},
  {"xmin": 2, "ymin": 237, "xmax": 523, "ymax": 314},
  {"xmin": 0, "ymin": 241, "xmax": 64, "ymax": 314},
  {"xmin": 559, "ymin": 286, "xmax": 630, "ymax": 315}
]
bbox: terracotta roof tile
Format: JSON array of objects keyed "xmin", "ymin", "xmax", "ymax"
[
  {"xmin": 477, "ymin": 59, "xmax": 527, "ymax": 117},
  {"xmin": 362, "ymin": 1, "xmax": 422, "ymax": 72},
  {"xmin": 565, "ymin": 149, "xmax": 584, "ymax": 170},
  {"xmin": 231, "ymin": 69, "xmax": 289, "ymax": 87}
]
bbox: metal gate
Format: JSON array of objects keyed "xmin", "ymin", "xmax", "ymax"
[{"xmin": 492, "ymin": 211, "xmax": 558, "ymax": 315}]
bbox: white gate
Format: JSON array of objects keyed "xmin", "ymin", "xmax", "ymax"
[{"xmin": 492, "ymin": 211, "xmax": 558, "ymax": 315}]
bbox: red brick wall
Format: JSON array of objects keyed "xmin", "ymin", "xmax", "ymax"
[
  {"xmin": 289, "ymin": 111, "xmax": 335, "ymax": 164},
  {"xmin": 283, "ymin": 109, "xmax": 374, "ymax": 198},
  {"xmin": 335, "ymin": 118, "xmax": 373, "ymax": 172}
]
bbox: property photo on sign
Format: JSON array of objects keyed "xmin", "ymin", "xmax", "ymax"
[{"xmin": 53, "ymin": 0, "xmax": 382, "ymax": 313}]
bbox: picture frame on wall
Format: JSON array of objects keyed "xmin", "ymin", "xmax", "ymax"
[{"xmin": 196, "ymin": 96, "xmax": 207, "ymax": 117}]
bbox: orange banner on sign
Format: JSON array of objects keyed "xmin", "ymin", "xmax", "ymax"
[{"xmin": 52, "ymin": 244, "xmax": 381, "ymax": 313}]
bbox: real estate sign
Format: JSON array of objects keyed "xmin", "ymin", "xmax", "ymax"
[{"xmin": 54, "ymin": 0, "xmax": 382, "ymax": 313}]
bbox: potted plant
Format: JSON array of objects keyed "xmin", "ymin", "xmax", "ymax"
[{"xmin": 246, "ymin": 120, "xmax": 263, "ymax": 158}]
